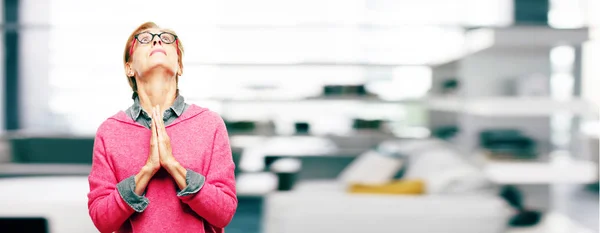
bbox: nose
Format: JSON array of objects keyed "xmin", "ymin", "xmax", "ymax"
[{"xmin": 152, "ymin": 35, "xmax": 162, "ymax": 46}]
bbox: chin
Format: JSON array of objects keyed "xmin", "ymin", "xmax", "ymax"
[{"xmin": 144, "ymin": 63, "xmax": 177, "ymax": 76}]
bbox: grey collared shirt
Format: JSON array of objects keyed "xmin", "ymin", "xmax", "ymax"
[
  {"xmin": 117, "ymin": 94, "xmax": 205, "ymax": 213},
  {"xmin": 126, "ymin": 94, "xmax": 189, "ymax": 129}
]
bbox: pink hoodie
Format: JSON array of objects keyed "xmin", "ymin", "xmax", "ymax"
[{"xmin": 87, "ymin": 104, "xmax": 237, "ymax": 233}]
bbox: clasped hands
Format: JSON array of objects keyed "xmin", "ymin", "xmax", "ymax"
[
  {"xmin": 137, "ymin": 105, "xmax": 188, "ymax": 192},
  {"xmin": 145, "ymin": 105, "xmax": 178, "ymax": 174}
]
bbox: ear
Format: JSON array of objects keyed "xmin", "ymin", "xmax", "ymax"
[
  {"xmin": 125, "ymin": 62, "xmax": 134, "ymax": 77},
  {"xmin": 177, "ymin": 63, "xmax": 183, "ymax": 76}
]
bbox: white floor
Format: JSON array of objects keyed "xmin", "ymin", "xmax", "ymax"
[
  {"xmin": 508, "ymin": 212, "xmax": 595, "ymax": 233},
  {"xmin": 557, "ymin": 185, "xmax": 599, "ymax": 232},
  {"xmin": 508, "ymin": 185, "xmax": 599, "ymax": 233}
]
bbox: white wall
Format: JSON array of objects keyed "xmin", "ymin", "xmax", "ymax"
[
  {"xmin": 456, "ymin": 47, "xmax": 553, "ymax": 152},
  {"xmin": 582, "ymin": 30, "xmax": 600, "ymax": 112},
  {"xmin": 0, "ymin": 0, "xmax": 4, "ymax": 134},
  {"xmin": 458, "ymin": 48, "xmax": 552, "ymax": 98},
  {"xmin": 19, "ymin": 0, "xmax": 52, "ymax": 133},
  {"xmin": 428, "ymin": 61, "xmax": 459, "ymax": 130}
]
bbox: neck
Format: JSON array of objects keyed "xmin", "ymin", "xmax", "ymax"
[{"xmin": 135, "ymin": 72, "xmax": 178, "ymax": 114}]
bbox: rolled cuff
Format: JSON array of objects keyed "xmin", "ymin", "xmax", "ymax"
[
  {"xmin": 177, "ymin": 169, "xmax": 206, "ymax": 197},
  {"xmin": 116, "ymin": 175, "xmax": 149, "ymax": 212}
]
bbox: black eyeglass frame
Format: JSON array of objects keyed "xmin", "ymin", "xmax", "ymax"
[{"xmin": 134, "ymin": 32, "xmax": 178, "ymax": 44}]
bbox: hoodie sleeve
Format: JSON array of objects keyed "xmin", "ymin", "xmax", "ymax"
[
  {"xmin": 177, "ymin": 114, "xmax": 238, "ymax": 228},
  {"xmin": 87, "ymin": 131, "xmax": 137, "ymax": 233}
]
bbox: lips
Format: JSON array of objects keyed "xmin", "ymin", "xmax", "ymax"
[{"xmin": 150, "ymin": 49, "xmax": 166, "ymax": 56}]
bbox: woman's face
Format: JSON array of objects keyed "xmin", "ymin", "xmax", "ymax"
[{"xmin": 128, "ymin": 28, "xmax": 181, "ymax": 78}]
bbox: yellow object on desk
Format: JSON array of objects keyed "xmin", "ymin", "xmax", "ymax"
[{"xmin": 348, "ymin": 179, "xmax": 425, "ymax": 195}]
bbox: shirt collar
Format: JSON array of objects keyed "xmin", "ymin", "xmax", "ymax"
[
  {"xmin": 170, "ymin": 94, "xmax": 186, "ymax": 117},
  {"xmin": 129, "ymin": 94, "xmax": 186, "ymax": 120}
]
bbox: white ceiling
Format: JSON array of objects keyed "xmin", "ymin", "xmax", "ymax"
[
  {"xmin": 24, "ymin": 0, "xmax": 590, "ymax": 67},
  {"xmin": 40, "ymin": 0, "xmax": 518, "ymax": 66},
  {"xmin": 47, "ymin": 0, "xmax": 514, "ymax": 27}
]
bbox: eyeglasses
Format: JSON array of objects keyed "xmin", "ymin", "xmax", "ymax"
[{"xmin": 134, "ymin": 32, "xmax": 178, "ymax": 44}]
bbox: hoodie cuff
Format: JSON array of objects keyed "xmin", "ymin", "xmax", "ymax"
[
  {"xmin": 117, "ymin": 175, "xmax": 149, "ymax": 212},
  {"xmin": 176, "ymin": 169, "xmax": 206, "ymax": 197}
]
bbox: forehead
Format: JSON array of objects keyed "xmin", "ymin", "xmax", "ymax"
[{"xmin": 139, "ymin": 28, "xmax": 175, "ymax": 35}]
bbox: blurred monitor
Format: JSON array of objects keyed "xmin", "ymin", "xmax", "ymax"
[{"xmin": 0, "ymin": 217, "xmax": 48, "ymax": 233}]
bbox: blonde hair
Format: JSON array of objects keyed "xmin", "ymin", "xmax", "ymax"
[{"xmin": 123, "ymin": 22, "xmax": 184, "ymax": 98}]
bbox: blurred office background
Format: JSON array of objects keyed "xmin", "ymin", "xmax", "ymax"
[{"xmin": 0, "ymin": 0, "xmax": 599, "ymax": 232}]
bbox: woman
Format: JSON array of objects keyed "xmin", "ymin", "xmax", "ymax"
[{"xmin": 87, "ymin": 22, "xmax": 237, "ymax": 233}]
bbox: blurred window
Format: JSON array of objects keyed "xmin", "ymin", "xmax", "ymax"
[{"xmin": 31, "ymin": 0, "xmax": 513, "ymax": 134}]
